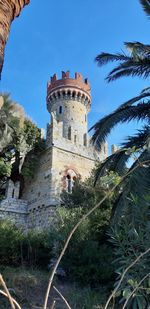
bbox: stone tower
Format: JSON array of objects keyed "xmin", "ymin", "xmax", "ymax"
[
  {"xmin": 46, "ymin": 71, "xmax": 91, "ymax": 148},
  {"xmin": 44, "ymin": 71, "xmax": 107, "ymax": 199},
  {"xmin": 22, "ymin": 72, "xmax": 107, "ymax": 209}
]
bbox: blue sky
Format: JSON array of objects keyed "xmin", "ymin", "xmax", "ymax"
[{"xmin": 0, "ymin": 0, "xmax": 149, "ymax": 150}]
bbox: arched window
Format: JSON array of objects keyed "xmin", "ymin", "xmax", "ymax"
[
  {"xmin": 83, "ymin": 133, "xmax": 87, "ymax": 146},
  {"xmin": 65, "ymin": 170, "xmax": 78, "ymax": 193},
  {"xmin": 68, "ymin": 126, "xmax": 71, "ymax": 140},
  {"xmin": 67, "ymin": 175, "xmax": 72, "ymax": 193},
  {"xmin": 59, "ymin": 106, "xmax": 62, "ymax": 114},
  {"xmin": 73, "ymin": 176, "xmax": 77, "ymax": 184}
]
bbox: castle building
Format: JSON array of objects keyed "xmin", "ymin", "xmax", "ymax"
[{"xmin": 0, "ymin": 71, "xmax": 108, "ymax": 229}]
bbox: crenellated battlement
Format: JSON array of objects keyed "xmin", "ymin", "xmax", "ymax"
[
  {"xmin": 47, "ymin": 71, "xmax": 91, "ymax": 95},
  {"xmin": 47, "ymin": 71, "xmax": 91, "ymax": 110}
]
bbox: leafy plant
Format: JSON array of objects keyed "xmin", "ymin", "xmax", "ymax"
[
  {"xmin": 0, "ymin": 220, "xmax": 53, "ymax": 268},
  {"xmin": 50, "ymin": 206, "xmax": 114, "ymax": 286},
  {"xmin": 109, "ymin": 197, "xmax": 150, "ymax": 308},
  {"xmin": 0, "ymin": 93, "xmax": 45, "ymax": 198}
]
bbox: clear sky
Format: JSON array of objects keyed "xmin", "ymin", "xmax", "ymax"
[{"xmin": 0, "ymin": 0, "xmax": 149, "ymax": 150}]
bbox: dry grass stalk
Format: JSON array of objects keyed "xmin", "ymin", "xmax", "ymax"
[
  {"xmin": 0, "ymin": 274, "xmax": 16, "ymax": 309},
  {"xmin": 50, "ymin": 300, "xmax": 56, "ymax": 309},
  {"xmin": 43, "ymin": 159, "xmax": 150, "ymax": 309},
  {"xmin": 0, "ymin": 289, "xmax": 22, "ymax": 309},
  {"xmin": 53, "ymin": 285, "xmax": 72, "ymax": 309}
]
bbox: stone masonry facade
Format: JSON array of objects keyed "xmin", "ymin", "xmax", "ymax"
[{"xmin": 0, "ymin": 71, "xmax": 108, "ymax": 230}]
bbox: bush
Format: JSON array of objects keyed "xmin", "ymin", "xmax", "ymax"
[
  {"xmin": 21, "ymin": 230, "xmax": 54, "ymax": 268},
  {"xmin": 0, "ymin": 220, "xmax": 23, "ymax": 265},
  {"xmin": 51, "ymin": 207, "xmax": 114, "ymax": 286},
  {"xmin": 0, "ymin": 220, "xmax": 53, "ymax": 268},
  {"xmin": 109, "ymin": 197, "xmax": 150, "ymax": 308}
]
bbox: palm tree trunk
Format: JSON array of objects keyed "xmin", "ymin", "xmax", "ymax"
[{"xmin": 0, "ymin": 0, "xmax": 30, "ymax": 74}]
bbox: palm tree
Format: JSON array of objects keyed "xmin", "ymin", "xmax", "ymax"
[
  {"xmin": 0, "ymin": 0, "xmax": 30, "ymax": 75},
  {"xmin": 91, "ymin": 0, "xmax": 150, "ymax": 214}
]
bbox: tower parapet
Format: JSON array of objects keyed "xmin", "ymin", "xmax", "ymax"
[{"xmin": 47, "ymin": 71, "xmax": 91, "ymax": 112}]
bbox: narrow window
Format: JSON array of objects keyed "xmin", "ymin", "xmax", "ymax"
[
  {"xmin": 59, "ymin": 106, "xmax": 62, "ymax": 114},
  {"xmin": 83, "ymin": 133, "xmax": 87, "ymax": 146},
  {"xmin": 85, "ymin": 114, "xmax": 87, "ymax": 122},
  {"xmin": 73, "ymin": 176, "xmax": 77, "ymax": 185},
  {"xmin": 67, "ymin": 175, "xmax": 72, "ymax": 193},
  {"xmin": 68, "ymin": 126, "xmax": 71, "ymax": 140},
  {"xmin": 74, "ymin": 135, "xmax": 77, "ymax": 143},
  {"xmin": 12, "ymin": 189, "xmax": 15, "ymax": 198}
]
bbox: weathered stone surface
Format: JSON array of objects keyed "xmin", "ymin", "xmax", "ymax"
[
  {"xmin": 0, "ymin": 198, "xmax": 28, "ymax": 229},
  {"xmin": 0, "ymin": 0, "xmax": 30, "ymax": 73}
]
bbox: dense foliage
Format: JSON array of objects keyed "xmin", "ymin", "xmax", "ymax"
[
  {"xmin": 51, "ymin": 206, "xmax": 114, "ymax": 286},
  {"xmin": 0, "ymin": 220, "xmax": 53, "ymax": 267},
  {"xmin": 109, "ymin": 197, "xmax": 150, "ymax": 308},
  {"xmin": 0, "ymin": 94, "xmax": 45, "ymax": 198}
]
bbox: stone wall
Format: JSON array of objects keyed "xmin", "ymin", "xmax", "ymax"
[
  {"xmin": 22, "ymin": 148, "xmax": 55, "ymax": 209},
  {"xmin": 27, "ymin": 205, "xmax": 57, "ymax": 230},
  {"xmin": 0, "ymin": 198, "xmax": 28, "ymax": 229},
  {"xmin": 0, "ymin": 197, "xmax": 57, "ymax": 230}
]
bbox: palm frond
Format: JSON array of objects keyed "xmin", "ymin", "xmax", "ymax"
[
  {"xmin": 125, "ymin": 41, "xmax": 150, "ymax": 57},
  {"xmin": 94, "ymin": 149, "xmax": 130, "ymax": 185},
  {"xmin": 91, "ymin": 102, "xmax": 150, "ymax": 149},
  {"xmin": 121, "ymin": 125, "xmax": 150, "ymax": 149},
  {"xmin": 141, "ymin": 86, "xmax": 150, "ymax": 93},
  {"xmin": 140, "ymin": 0, "xmax": 150, "ymax": 17},
  {"xmin": 106, "ymin": 58, "xmax": 150, "ymax": 82},
  {"xmin": 116, "ymin": 91, "xmax": 150, "ymax": 111},
  {"xmin": 95, "ymin": 53, "xmax": 130, "ymax": 66},
  {"xmin": 113, "ymin": 149, "xmax": 150, "ymax": 218}
]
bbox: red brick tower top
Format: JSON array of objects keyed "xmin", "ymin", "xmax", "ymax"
[{"xmin": 47, "ymin": 71, "xmax": 91, "ymax": 109}]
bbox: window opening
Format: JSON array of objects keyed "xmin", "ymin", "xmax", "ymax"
[
  {"xmin": 83, "ymin": 133, "xmax": 87, "ymax": 146},
  {"xmin": 67, "ymin": 175, "xmax": 72, "ymax": 193},
  {"xmin": 12, "ymin": 189, "xmax": 15, "ymax": 198},
  {"xmin": 59, "ymin": 106, "xmax": 62, "ymax": 114},
  {"xmin": 68, "ymin": 126, "xmax": 71, "ymax": 140},
  {"xmin": 74, "ymin": 135, "xmax": 77, "ymax": 143}
]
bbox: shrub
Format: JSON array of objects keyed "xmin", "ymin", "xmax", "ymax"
[
  {"xmin": 0, "ymin": 220, "xmax": 53, "ymax": 268},
  {"xmin": 109, "ymin": 197, "xmax": 150, "ymax": 308},
  {"xmin": 0, "ymin": 220, "xmax": 23, "ymax": 265},
  {"xmin": 21, "ymin": 229, "xmax": 54, "ymax": 268},
  {"xmin": 51, "ymin": 207, "xmax": 114, "ymax": 286}
]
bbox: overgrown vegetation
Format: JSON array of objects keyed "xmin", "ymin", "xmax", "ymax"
[
  {"xmin": 109, "ymin": 197, "xmax": 150, "ymax": 308},
  {"xmin": 0, "ymin": 220, "xmax": 53, "ymax": 268},
  {"xmin": 0, "ymin": 93, "xmax": 45, "ymax": 199}
]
